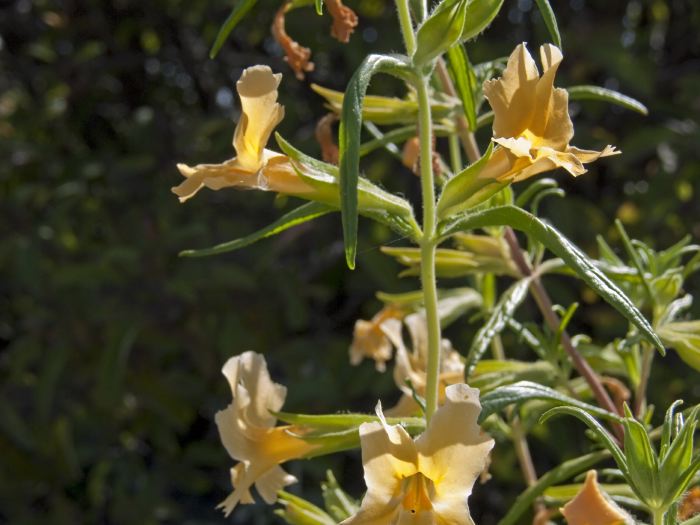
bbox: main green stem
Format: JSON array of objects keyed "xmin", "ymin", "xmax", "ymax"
[{"xmin": 416, "ymin": 79, "xmax": 441, "ymax": 422}]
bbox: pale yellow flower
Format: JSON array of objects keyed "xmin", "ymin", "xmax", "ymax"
[
  {"xmin": 350, "ymin": 306, "xmax": 406, "ymax": 372},
  {"xmin": 382, "ymin": 313, "xmax": 464, "ymax": 417},
  {"xmin": 173, "ymin": 65, "xmax": 313, "ymax": 202},
  {"xmin": 481, "ymin": 43, "xmax": 619, "ymax": 183},
  {"xmin": 215, "ymin": 351, "xmax": 317, "ymax": 516},
  {"xmin": 341, "ymin": 384, "xmax": 494, "ymax": 525},
  {"xmin": 560, "ymin": 470, "xmax": 632, "ymax": 525}
]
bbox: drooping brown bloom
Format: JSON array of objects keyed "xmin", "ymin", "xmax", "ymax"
[
  {"xmin": 272, "ymin": 2, "xmax": 315, "ymax": 80},
  {"xmin": 325, "ymin": 0, "xmax": 358, "ymax": 43},
  {"xmin": 480, "ymin": 43, "xmax": 619, "ymax": 183},
  {"xmin": 315, "ymin": 113, "xmax": 339, "ymax": 165},
  {"xmin": 679, "ymin": 486, "xmax": 700, "ymax": 521}
]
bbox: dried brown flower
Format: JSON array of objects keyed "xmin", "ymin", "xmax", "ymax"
[
  {"xmin": 272, "ymin": 2, "xmax": 315, "ymax": 80},
  {"xmin": 315, "ymin": 113, "xmax": 339, "ymax": 165},
  {"xmin": 325, "ymin": 0, "xmax": 358, "ymax": 43}
]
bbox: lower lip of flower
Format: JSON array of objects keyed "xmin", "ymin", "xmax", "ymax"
[{"xmin": 401, "ymin": 472, "xmax": 435, "ymax": 515}]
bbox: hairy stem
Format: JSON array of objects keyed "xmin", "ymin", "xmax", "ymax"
[
  {"xmin": 416, "ymin": 78, "xmax": 441, "ymax": 422},
  {"xmin": 396, "ymin": 0, "xmax": 416, "ymax": 56},
  {"xmin": 634, "ymin": 343, "xmax": 655, "ymax": 417},
  {"xmin": 503, "ymin": 227, "xmax": 625, "ymax": 441}
]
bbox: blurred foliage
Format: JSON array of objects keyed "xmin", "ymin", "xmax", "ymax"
[{"xmin": 0, "ymin": 0, "xmax": 699, "ymax": 523}]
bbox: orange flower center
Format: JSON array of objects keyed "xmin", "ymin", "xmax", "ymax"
[{"xmin": 401, "ymin": 472, "xmax": 435, "ymax": 514}]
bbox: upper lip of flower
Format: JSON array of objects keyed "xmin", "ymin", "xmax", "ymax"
[
  {"xmin": 341, "ymin": 384, "xmax": 495, "ymax": 525},
  {"xmin": 480, "ymin": 42, "xmax": 620, "ymax": 183}
]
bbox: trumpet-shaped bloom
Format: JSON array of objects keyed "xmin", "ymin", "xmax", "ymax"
[
  {"xmin": 560, "ymin": 470, "xmax": 632, "ymax": 525},
  {"xmin": 342, "ymin": 384, "xmax": 494, "ymax": 525},
  {"xmin": 350, "ymin": 306, "xmax": 405, "ymax": 372},
  {"xmin": 215, "ymin": 351, "xmax": 317, "ymax": 516},
  {"xmin": 382, "ymin": 313, "xmax": 464, "ymax": 417},
  {"xmin": 173, "ymin": 65, "xmax": 313, "ymax": 202},
  {"xmin": 481, "ymin": 43, "xmax": 619, "ymax": 183}
]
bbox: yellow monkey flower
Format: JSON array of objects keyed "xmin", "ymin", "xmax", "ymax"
[
  {"xmin": 173, "ymin": 65, "xmax": 313, "ymax": 202},
  {"xmin": 341, "ymin": 384, "xmax": 494, "ymax": 525},
  {"xmin": 481, "ymin": 43, "xmax": 619, "ymax": 183},
  {"xmin": 382, "ymin": 313, "xmax": 465, "ymax": 417},
  {"xmin": 215, "ymin": 351, "xmax": 317, "ymax": 516}
]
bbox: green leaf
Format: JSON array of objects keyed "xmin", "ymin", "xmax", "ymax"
[
  {"xmin": 479, "ymin": 381, "xmax": 623, "ymax": 424},
  {"xmin": 446, "ymin": 44, "xmax": 478, "ymax": 131},
  {"xmin": 322, "ymin": 471, "xmax": 359, "ymax": 522},
  {"xmin": 314, "ymin": 0, "xmax": 324, "ymax": 15},
  {"xmin": 437, "ymin": 143, "xmax": 507, "ymax": 219},
  {"xmin": 274, "ymin": 411, "xmax": 425, "ymax": 431},
  {"xmin": 568, "ymin": 85, "xmax": 648, "ymax": 115},
  {"xmin": 666, "ymin": 453, "xmax": 700, "ymax": 509},
  {"xmin": 659, "ymin": 406, "xmax": 698, "ymax": 501},
  {"xmin": 209, "ymin": 0, "xmax": 259, "ymax": 58},
  {"xmin": 276, "ymin": 491, "xmax": 336, "ymax": 525},
  {"xmin": 413, "ymin": 0, "xmax": 469, "ymax": 67},
  {"xmin": 277, "ymin": 133, "xmax": 420, "ymax": 238},
  {"xmin": 179, "ymin": 202, "xmax": 334, "ymax": 257},
  {"xmin": 621, "ymin": 405, "xmax": 659, "ymax": 501},
  {"xmin": 338, "ymin": 54, "xmax": 415, "ymax": 268},
  {"xmin": 465, "ymin": 278, "xmax": 531, "ymax": 376},
  {"xmin": 540, "ymin": 407, "xmax": 630, "ymax": 483},
  {"xmin": 460, "ymin": 0, "xmax": 504, "ymax": 41},
  {"xmin": 660, "ymin": 400, "xmax": 684, "ymax": 457},
  {"xmin": 658, "ymin": 321, "xmax": 700, "ymax": 372},
  {"xmin": 496, "ymin": 451, "xmax": 610, "ymax": 525},
  {"xmin": 439, "ymin": 206, "xmax": 664, "ymax": 352},
  {"xmin": 533, "ymin": 0, "xmax": 561, "ymax": 48}
]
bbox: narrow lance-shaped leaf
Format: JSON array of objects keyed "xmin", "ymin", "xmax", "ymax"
[
  {"xmin": 479, "ymin": 381, "xmax": 623, "ymax": 424},
  {"xmin": 466, "ymin": 278, "xmax": 531, "ymax": 376},
  {"xmin": 339, "ymin": 54, "xmax": 415, "ymax": 268},
  {"xmin": 439, "ymin": 205, "xmax": 664, "ymax": 352},
  {"xmin": 446, "ymin": 44, "xmax": 478, "ymax": 131},
  {"xmin": 533, "ymin": 0, "xmax": 561, "ymax": 48},
  {"xmin": 568, "ymin": 85, "xmax": 648, "ymax": 115},
  {"xmin": 179, "ymin": 202, "xmax": 334, "ymax": 257},
  {"xmin": 621, "ymin": 404, "xmax": 659, "ymax": 501},
  {"xmin": 209, "ymin": 0, "xmax": 259, "ymax": 58},
  {"xmin": 540, "ymin": 406, "xmax": 631, "ymax": 485}
]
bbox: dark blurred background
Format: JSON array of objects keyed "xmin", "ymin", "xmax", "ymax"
[{"xmin": 1, "ymin": 0, "xmax": 699, "ymax": 523}]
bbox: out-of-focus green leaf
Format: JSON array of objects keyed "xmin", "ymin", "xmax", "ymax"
[
  {"xmin": 479, "ymin": 381, "xmax": 622, "ymax": 423},
  {"xmin": 322, "ymin": 471, "xmax": 359, "ymax": 522},
  {"xmin": 276, "ymin": 490, "xmax": 336, "ymax": 525},
  {"xmin": 338, "ymin": 53, "xmax": 415, "ymax": 268},
  {"xmin": 533, "ymin": 0, "xmax": 561, "ymax": 48},
  {"xmin": 568, "ymin": 85, "xmax": 648, "ymax": 115},
  {"xmin": 446, "ymin": 44, "xmax": 478, "ymax": 130},
  {"xmin": 381, "ymin": 245, "xmax": 517, "ymax": 278},
  {"xmin": 439, "ymin": 206, "xmax": 664, "ymax": 352},
  {"xmin": 180, "ymin": 202, "xmax": 335, "ymax": 257},
  {"xmin": 209, "ymin": 0, "xmax": 259, "ymax": 58},
  {"xmin": 465, "ymin": 278, "xmax": 530, "ymax": 375},
  {"xmin": 496, "ymin": 450, "xmax": 610, "ymax": 525},
  {"xmin": 658, "ymin": 321, "xmax": 700, "ymax": 371}
]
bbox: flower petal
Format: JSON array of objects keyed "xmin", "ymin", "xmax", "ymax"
[
  {"xmin": 415, "ymin": 384, "xmax": 494, "ymax": 503},
  {"xmin": 530, "ymin": 44, "xmax": 573, "ymax": 150},
  {"xmin": 255, "ymin": 464, "xmax": 298, "ymax": 504},
  {"xmin": 233, "ymin": 66, "xmax": 285, "ymax": 171},
  {"xmin": 483, "ymin": 43, "xmax": 540, "ymax": 139},
  {"xmin": 560, "ymin": 470, "xmax": 631, "ymax": 525},
  {"xmin": 221, "ymin": 351, "xmax": 287, "ymax": 429}
]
